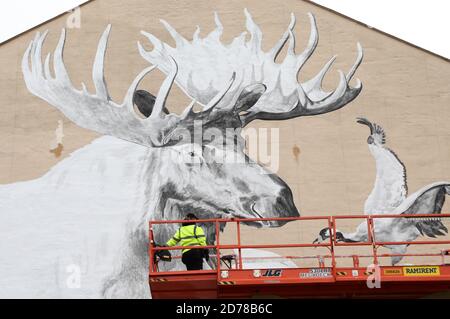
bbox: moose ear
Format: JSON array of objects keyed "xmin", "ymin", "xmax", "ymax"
[
  {"xmin": 133, "ymin": 90, "xmax": 170, "ymax": 118},
  {"xmin": 234, "ymin": 84, "xmax": 267, "ymax": 113}
]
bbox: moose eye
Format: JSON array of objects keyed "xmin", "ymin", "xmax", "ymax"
[{"xmin": 189, "ymin": 151, "xmax": 195, "ymax": 157}]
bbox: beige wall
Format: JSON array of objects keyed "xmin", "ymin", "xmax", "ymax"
[{"xmin": 1, "ymin": 0, "xmax": 449, "ymax": 266}]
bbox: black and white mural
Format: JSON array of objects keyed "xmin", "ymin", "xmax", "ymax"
[
  {"xmin": 0, "ymin": 9, "xmax": 363, "ymax": 298},
  {"xmin": 314, "ymin": 118, "xmax": 450, "ymax": 265},
  {"xmin": 6, "ymin": 8, "xmax": 446, "ymax": 298}
]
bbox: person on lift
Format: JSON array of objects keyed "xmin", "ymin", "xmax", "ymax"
[{"xmin": 166, "ymin": 213, "xmax": 209, "ymax": 270}]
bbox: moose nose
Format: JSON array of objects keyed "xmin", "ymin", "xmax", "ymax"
[{"xmin": 269, "ymin": 187, "xmax": 300, "ymax": 227}]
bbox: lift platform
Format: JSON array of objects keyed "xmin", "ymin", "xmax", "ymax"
[{"xmin": 148, "ymin": 214, "xmax": 450, "ymax": 299}]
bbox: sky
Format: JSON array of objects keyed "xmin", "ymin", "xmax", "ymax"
[
  {"xmin": 311, "ymin": 0, "xmax": 450, "ymax": 59},
  {"xmin": 0, "ymin": 0, "xmax": 89, "ymax": 43},
  {"xmin": 0, "ymin": 0, "xmax": 449, "ymax": 58}
]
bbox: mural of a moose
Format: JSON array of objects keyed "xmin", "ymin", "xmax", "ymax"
[{"xmin": 0, "ymin": 10, "xmax": 362, "ymax": 298}]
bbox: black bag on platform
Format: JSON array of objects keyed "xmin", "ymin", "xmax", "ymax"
[
  {"xmin": 203, "ymin": 249, "xmax": 209, "ymax": 261},
  {"xmin": 154, "ymin": 246, "xmax": 172, "ymax": 263}
]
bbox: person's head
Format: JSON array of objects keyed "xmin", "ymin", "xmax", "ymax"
[{"xmin": 182, "ymin": 213, "xmax": 198, "ymax": 226}]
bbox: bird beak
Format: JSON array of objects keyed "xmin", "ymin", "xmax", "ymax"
[
  {"xmin": 312, "ymin": 238, "xmax": 319, "ymax": 244},
  {"xmin": 356, "ymin": 117, "xmax": 374, "ymax": 135}
]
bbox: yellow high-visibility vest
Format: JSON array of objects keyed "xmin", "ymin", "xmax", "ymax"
[{"xmin": 166, "ymin": 224, "xmax": 207, "ymax": 254}]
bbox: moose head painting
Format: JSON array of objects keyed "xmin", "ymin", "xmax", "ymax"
[{"xmin": 0, "ymin": 10, "xmax": 363, "ymax": 297}]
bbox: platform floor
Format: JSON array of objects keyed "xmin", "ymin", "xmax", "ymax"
[{"xmin": 149, "ymin": 265, "xmax": 450, "ymax": 299}]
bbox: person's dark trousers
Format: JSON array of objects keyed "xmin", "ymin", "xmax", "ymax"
[{"xmin": 181, "ymin": 248, "xmax": 204, "ymax": 270}]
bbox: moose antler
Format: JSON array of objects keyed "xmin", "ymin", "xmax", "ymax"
[
  {"xmin": 22, "ymin": 25, "xmax": 239, "ymax": 147},
  {"xmin": 23, "ymin": 10, "xmax": 363, "ymax": 148},
  {"xmin": 139, "ymin": 9, "xmax": 363, "ymax": 126}
]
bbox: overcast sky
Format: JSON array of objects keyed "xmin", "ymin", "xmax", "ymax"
[
  {"xmin": 0, "ymin": 0, "xmax": 89, "ymax": 43},
  {"xmin": 311, "ymin": 0, "xmax": 450, "ymax": 59},
  {"xmin": 0, "ymin": 0, "xmax": 449, "ymax": 58}
]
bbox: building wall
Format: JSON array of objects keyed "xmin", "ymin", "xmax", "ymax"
[{"xmin": 1, "ymin": 0, "xmax": 449, "ymax": 268}]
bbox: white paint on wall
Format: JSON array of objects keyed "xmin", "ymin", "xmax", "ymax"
[
  {"xmin": 310, "ymin": 0, "xmax": 450, "ymax": 59},
  {"xmin": 0, "ymin": 0, "xmax": 89, "ymax": 43}
]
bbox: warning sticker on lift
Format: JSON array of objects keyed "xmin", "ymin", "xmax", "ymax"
[
  {"xmin": 299, "ymin": 268, "xmax": 332, "ymax": 278},
  {"xmin": 383, "ymin": 268, "xmax": 403, "ymax": 276},
  {"xmin": 403, "ymin": 266, "xmax": 440, "ymax": 276}
]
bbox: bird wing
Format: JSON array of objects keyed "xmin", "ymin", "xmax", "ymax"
[
  {"xmin": 364, "ymin": 148, "xmax": 408, "ymax": 215},
  {"xmin": 392, "ymin": 182, "xmax": 450, "ymax": 238}
]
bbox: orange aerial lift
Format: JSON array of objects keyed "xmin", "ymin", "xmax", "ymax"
[{"xmin": 148, "ymin": 214, "xmax": 450, "ymax": 299}]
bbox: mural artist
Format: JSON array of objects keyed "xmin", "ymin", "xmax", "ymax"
[{"xmin": 165, "ymin": 214, "xmax": 209, "ymax": 271}]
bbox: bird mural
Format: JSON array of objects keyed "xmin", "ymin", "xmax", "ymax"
[{"xmin": 314, "ymin": 118, "xmax": 450, "ymax": 265}]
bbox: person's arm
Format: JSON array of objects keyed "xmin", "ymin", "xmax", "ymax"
[
  {"xmin": 196, "ymin": 226, "xmax": 207, "ymax": 246},
  {"xmin": 166, "ymin": 228, "xmax": 181, "ymax": 246}
]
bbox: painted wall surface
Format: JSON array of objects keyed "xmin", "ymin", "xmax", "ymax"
[{"xmin": 0, "ymin": 0, "xmax": 449, "ymax": 298}]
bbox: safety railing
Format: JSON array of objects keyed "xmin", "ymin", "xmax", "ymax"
[
  {"xmin": 149, "ymin": 214, "xmax": 450, "ymax": 276},
  {"xmin": 333, "ymin": 214, "xmax": 450, "ymax": 266}
]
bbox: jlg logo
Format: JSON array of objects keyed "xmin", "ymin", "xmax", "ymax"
[{"xmin": 262, "ymin": 269, "xmax": 282, "ymax": 277}]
